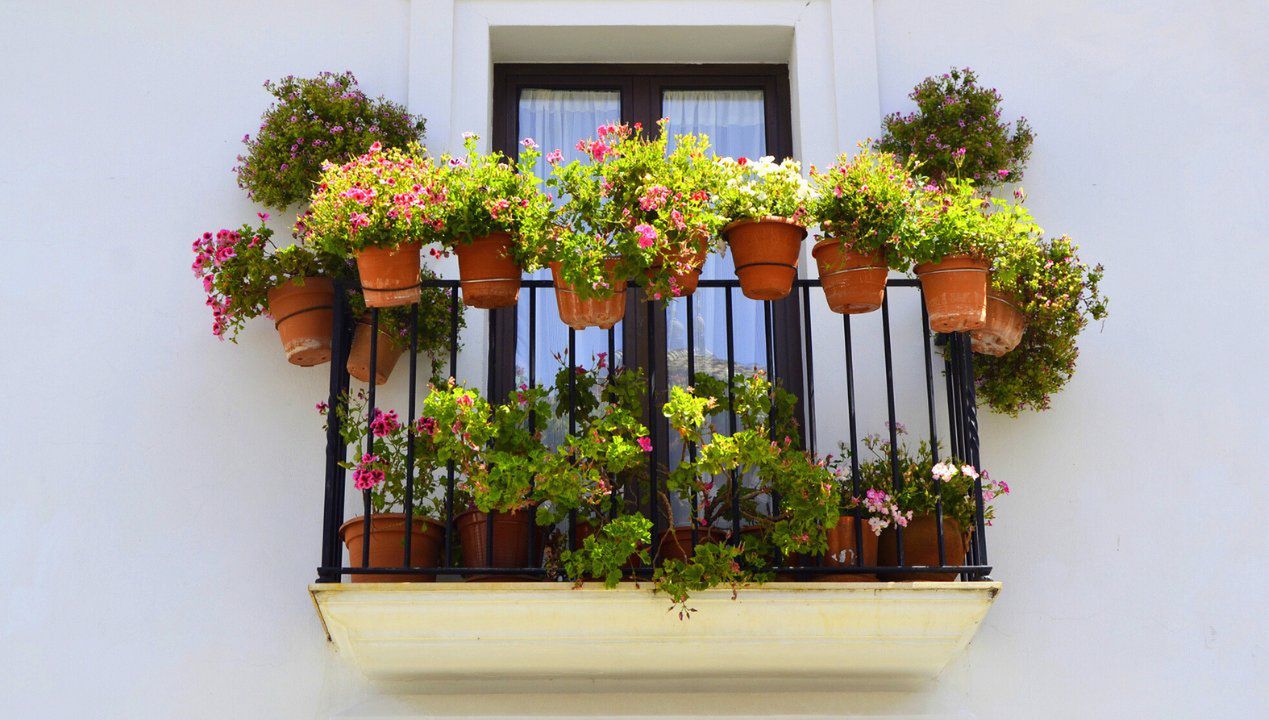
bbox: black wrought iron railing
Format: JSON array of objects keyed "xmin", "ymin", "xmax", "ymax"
[{"xmin": 316, "ymin": 276, "xmax": 992, "ymax": 582}]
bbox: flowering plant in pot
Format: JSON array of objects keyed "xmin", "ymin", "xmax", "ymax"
[
  {"xmin": 974, "ymin": 235, "xmax": 1108, "ymax": 415},
  {"xmin": 192, "ymin": 215, "xmax": 346, "ymax": 366},
  {"xmin": 715, "ymin": 155, "xmax": 812, "ymax": 300},
  {"xmin": 971, "ymin": 198, "xmax": 1045, "ymax": 356},
  {"xmin": 235, "ymin": 71, "xmax": 425, "ymax": 210},
  {"xmin": 850, "ymin": 425, "xmax": 1008, "ymax": 581},
  {"xmin": 875, "ymin": 66, "xmax": 1033, "ymax": 190},
  {"xmin": 321, "ymin": 391, "xmax": 446, "ymax": 582},
  {"xmin": 344, "ymin": 266, "xmax": 466, "ymax": 385},
  {"xmin": 430, "ymin": 133, "xmax": 555, "ymax": 309},
  {"xmin": 808, "ymin": 146, "xmax": 923, "ymax": 314},
  {"xmin": 303, "ymin": 142, "xmax": 444, "ymax": 307}
]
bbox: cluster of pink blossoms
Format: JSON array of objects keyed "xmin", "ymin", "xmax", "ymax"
[
  {"xmin": 352, "ymin": 453, "xmax": 385, "ymax": 490},
  {"xmin": 639, "ymin": 184, "xmax": 670, "ymax": 211},
  {"xmin": 862, "ymin": 488, "xmax": 912, "ymax": 535},
  {"xmin": 190, "ymin": 218, "xmax": 265, "ymax": 338},
  {"xmin": 369, "ymin": 409, "xmax": 400, "ymax": 438}
]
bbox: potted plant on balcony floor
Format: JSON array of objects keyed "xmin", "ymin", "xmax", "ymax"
[
  {"xmin": 304, "ymin": 142, "xmax": 444, "ymax": 307},
  {"xmin": 322, "ymin": 391, "xmax": 446, "ymax": 582},
  {"xmin": 851, "ymin": 425, "xmax": 1009, "ymax": 581},
  {"xmin": 192, "ymin": 215, "xmax": 347, "ymax": 366},
  {"xmin": 430, "ymin": 133, "xmax": 554, "ymax": 309},
  {"xmin": 716, "ymin": 155, "xmax": 811, "ymax": 301},
  {"xmin": 344, "ymin": 267, "xmax": 465, "ymax": 385},
  {"xmin": 809, "ymin": 147, "xmax": 922, "ymax": 314}
]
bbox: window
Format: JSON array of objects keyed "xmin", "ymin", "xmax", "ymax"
[{"xmin": 490, "ymin": 65, "xmax": 804, "ymax": 464}]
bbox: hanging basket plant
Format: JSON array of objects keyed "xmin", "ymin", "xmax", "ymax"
[
  {"xmin": 302, "ymin": 142, "xmax": 446, "ymax": 307},
  {"xmin": 715, "ymin": 155, "xmax": 812, "ymax": 301},
  {"xmin": 431, "ymin": 134, "xmax": 554, "ymax": 309},
  {"xmin": 192, "ymin": 215, "xmax": 347, "ymax": 366},
  {"xmin": 234, "ymin": 71, "xmax": 425, "ymax": 211},
  {"xmin": 808, "ymin": 147, "xmax": 923, "ymax": 314}
]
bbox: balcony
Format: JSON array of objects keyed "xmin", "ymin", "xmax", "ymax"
[{"xmin": 309, "ymin": 275, "xmax": 1000, "ymax": 688}]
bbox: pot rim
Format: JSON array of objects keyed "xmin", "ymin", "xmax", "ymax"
[
  {"xmin": 913, "ymin": 254, "xmax": 990, "ymax": 276},
  {"xmin": 355, "ymin": 240, "xmax": 423, "ymax": 256},
  {"xmin": 339, "ymin": 512, "xmax": 445, "ymax": 539},
  {"xmin": 811, "ymin": 236, "xmax": 886, "ymax": 261},
  {"xmin": 722, "ymin": 216, "xmax": 809, "ymax": 237}
]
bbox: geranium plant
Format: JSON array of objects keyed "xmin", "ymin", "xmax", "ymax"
[
  {"xmin": 714, "ymin": 155, "xmax": 812, "ymax": 223},
  {"xmin": 875, "ymin": 66, "xmax": 1033, "ymax": 189},
  {"xmin": 191, "ymin": 215, "xmax": 344, "ymax": 340},
  {"xmin": 974, "ymin": 235, "xmax": 1109, "ymax": 414},
  {"xmin": 301, "ymin": 142, "xmax": 443, "ymax": 255},
  {"xmin": 235, "ymin": 71, "xmax": 425, "ymax": 210},
  {"xmin": 808, "ymin": 146, "xmax": 923, "ymax": 266}
]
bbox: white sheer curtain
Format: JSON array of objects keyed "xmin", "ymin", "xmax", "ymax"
[{"xmin": 515, "ymin": 90, "xmax": 622, "ymax": 442}]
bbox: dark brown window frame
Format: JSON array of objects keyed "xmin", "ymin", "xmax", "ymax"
[{"xmin": 489, "ymin": 63, "xmax": 805, "ymax": 439}]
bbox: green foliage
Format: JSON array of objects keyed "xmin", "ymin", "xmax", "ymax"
[
  {"xmin": 432, "ymin": 134, "xmax": 554, "ymax": 263},
  {"xmin": 808, "ymin": 146, "xmax": 925, "ymax": 266},
  {"xmin": 235, "ymin": 71, "xmax": 425, "ymax": 210},
  {"xmin": 561, "ymin": 514, "xmax": 652, "ymax": 587},
  {"xmin": 191, "ymin": 217, "xmax": 346, "ymax": 340},
  {"xmin": 975, "ymin": 235, "xmax": 1109, "ymax": 415},
  {"xmin": 653, "ymin": 541, "xmax": 761, "ymax": 620},
  {"xmin": 875, "ymin": 66, "xmax": 1033, "ymax": 189},
  {"xmin": 714, "ymin": 155, "xmax": 812, "ymax": 222}
]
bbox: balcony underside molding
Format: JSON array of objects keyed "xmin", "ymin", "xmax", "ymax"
[{"xmin": 310, "ymin": 581, "xmax": 1000, "ymax": 690}]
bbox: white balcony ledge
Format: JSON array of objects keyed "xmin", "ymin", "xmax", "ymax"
[{"xmin": 310, "ymin": 581, "xmax": 1000, "ymax": 692}]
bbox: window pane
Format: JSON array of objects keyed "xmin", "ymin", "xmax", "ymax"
[{"xmin": 515, "ymin": 90, "xmax": 622, "ymax": 444}]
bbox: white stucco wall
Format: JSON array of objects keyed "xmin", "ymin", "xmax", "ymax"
[{"xmin": 2, "ymin": 0, "xmax": 1266, "ymax": 718}]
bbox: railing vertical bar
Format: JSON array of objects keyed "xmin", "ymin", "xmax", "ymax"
[
  {"xmin": 319, "ymin": 280, "xmax": 352, "ymax": 582},
  {"xmin": 920, "ymin": 294, "xmax": 946, "ymax": 568},
  {"xmin": 362, "ymin": 307, "xmax": 379, "ymax": 569},
  {"xmin": 800, "ymin": 285, "xmax": 817, "ymax": 456},
  {"xmin": 880, "ymin": 296, "xmax": 904, "ymax": 567},
  {"xmin": 527, "ymin": 287, "xmax": 538, "ymax": 567},
  {"xmin": 843, "ymin": 314, "xmax": 863, "ymax": 568},
  {"xmin": 725, "ymin": 287, "xmax": 740, "ymax": 541},
  {"xmin": 443, "ymin": 288, "xmax": 458, "ymax": 568},
  {"xmin": 568, "ymin": 326, "xmax": 578, "ymax": 553},
  {"xmin": 764, "ymin": 299, "xmax": 780, "ymax": 529},
  {"xmin": 608, "ymin": 325, "xmax": 618, "ymax": 522},
  {"xmin": 645, "ymin": 300, "xmax": 657, "ymax": 554},
  {"xmin": 402, "ymin": 303, "xmax": 419, "ymax": 568},
  {"xmin": 686, "ymin": 293, "xmax": 698, "ymax": 546},
  {"xmin": 961, "ymin": 332, "xmax": 989, "ymax": 573}
]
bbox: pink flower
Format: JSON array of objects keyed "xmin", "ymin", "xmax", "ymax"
[
  {"xmin": 315, "ymin": 401, "xmax": 329, "ymax": 413},
  {"xmin": 257, "ymin": 212, "xmax": 270, "ymax": 222},
  {"xmin": 369, "ymin": 141, "xmax": 382, "ymax": 152},
  {"xmin": 639, "ymin": 185, "xmax": 670, "ymax": 211},
  {"xmin": 521, "ymin": 137, "xmax": 538, "ymax": 150},
  {"xmin": 634, "ymin": 223, "xmax": 657, "ymax": 249},
  {"xmin": 352, "ymin": 453, "xmax": 385, "ymax": 490},
  {"xmin": 348, "ymin": 212, "xmax": 370, "ymax": 230},
  {"xmin": 456, "ymin": 394, "xmax": 473, "ymax": 408},
  {"xmin": 370, "ymin": 409, "xmax": 400, "ymax": 437},
  {"xmin": 546, "ymin": 149, "xmax": 563, "ymax": 164},
  {"xmin": 417, "ymin": 416, "xmax": 437, "ymax": 435},
  {"xmin": 637, "ymin": 436, "xmax": 653, "ymax": 453}
]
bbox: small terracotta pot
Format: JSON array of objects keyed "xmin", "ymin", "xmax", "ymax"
[
  {"xmin": 455, "ymin": 509, "xmax": 543, "ymax": 581},
  {"xmin": 266, "ymin": 277, "xmax": 334, "ymax": 366},
  {"xmin": 812, "ymin": 238, "xmax": 888, "ymax": 314},
  {"xmin": 724, "ymin": 217, "xmax": 806, "ymax": 301},
  {"xmin": 915, "ymin": 255, "xmax": 990, "ymax": 333},
  {"xmin": 788, "ymin": 517, "xmax": 881, "ymax": 581},
  {"xmin": 549, "ymin": 259, "xmax": 627, "ymax": 330},
  {"xmin": 876, "ymin": 514, "xmax": 968, "ymax": 582},
  {"xmin": 339, "ymin": 513, "xmax": 444, "ymax": 583},
  {"xmin": 356, "ymin": 242, "xmax": 421, "ymax": 307},
  {"xmin": 452, "ymin": 232, "xmax": 522, "ymax": 309},
  {"xmin": 646, "ymin": 238, "xmax": 710, "ymax": 297},
  {"xmin": 346, "ymin": 317, "xmax": 403, "ymax": 385},
  {"xmin": 971, "ymin": 291, "xmax": 1027, "ymax": 356}
]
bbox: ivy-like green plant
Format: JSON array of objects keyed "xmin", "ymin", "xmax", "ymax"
[
  {"xmin": 191, "ymin": 216, "xmax": 346, "ymax": 340},
  {"xmin": 875, "ymin": 66, "xmax": 1033, "ymax": 189},
  {"xmin": 235, "ymin": 71, "xmax": 425, "ymax": 210},
  {"xmin": 808, "ymin": 146, "xmax": 924, "ymax": 269},
  {"xmin": 974, "ymin": 235, "xmax": 1109, "ymax": 415}
]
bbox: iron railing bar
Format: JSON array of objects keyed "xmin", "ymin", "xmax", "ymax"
[
  {"xmin": 725, "ymin": 287, "xmax": 740, "ymax": 542},
  {"xmin": 402, "ymin": 303, "xmax": 419, "ymax": 568},
  {"xmin": 318, "ymin": 280, "xmax": 352, "ymax": 583},
  {"xmin": 686, "ymin": 293, "xmax": 698, "ymax": 547},
  {"xmin": 920, "ymin": 295, "xmax": 946, "ymax": 568},
  {"xmin": 880, "ymin": 296, "xmax": 904, "ymax": 567},
  {"xmin": 843, "ymin": 314, "xmax": 864, "ymax": 568},
  {"xmin": 443, "ymin": 289, "xmax": 458, "ymax": 568},
  {"xmin": 362, "ymin": 307, "xmax": 379, "ymax": 570}
]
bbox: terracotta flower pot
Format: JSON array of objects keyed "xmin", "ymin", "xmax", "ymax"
[
  {"xmin": 811, "ymin": 238, "xmax": 888, "ymax": 314},
  {"xmin": 339, "ymin": 513, "xmax": 445, "ymax": 583},
  {"xmin": 452, "ymin": 232, "xmax": 522, "ymax": 309},
  {"xmin": 265, "ymin": 277, "xmax": 334, "ymax": 367},
  {"xmin": 914, "ymin": 255, "xmax": 990, "ymax": 333},
  {"xmin": 645, "ymin": 238, "xmax": 711, "ymax": 298},
  {"xmin": 787, "ymin": 516, "xmax": 882, "ymax": 581},
  {"xmin": 876, "ymin": 514, "xmax": 968, "ymax": 582},
  {"xmin": 455, "ymin": 509, "xmax": 543, "ymax": 581},
  {"xmin": 971, "ymin": 291, "xmax": 1027, "ymax": 356},
  {"xmin": 346, "ymin": 316, "xmax": 404, "ymax": 385},
  {"xmin": 356, "ymin": 242, "xmax": 421, "ymax": 307},
  {"xmin": 549, "ymin": 259, "xmax": 627, "ymax": 330},
  {"xmin": 724, "ymin": 217, "xmax": 807, "ymax": 301}
]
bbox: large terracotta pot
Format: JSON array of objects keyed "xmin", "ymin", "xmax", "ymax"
[
  {"xmin": 356, "ymin": 242, "xmax": 421, "ymax": 307},
  {"xmin": 876, "ymin": 514, "xmax": 968, "ymax": 582},
  {"xmin": 811, "ymin": 238, "xmax": 888, "ymax": 314},
  {"xmin": 788, "ymin": 516, "xmax": 882, "ymax": 581},
  {"xmin": 549, "ymin": 259, "xmax": 627, "ymax": 330},
  {"xmin": 339, "ymin": 513, "xmax": 444, "ymax": 582},
  {"xmin": 914, "ymin": 255, "xmax": 990, "ymax": 332},
  {"xmin": 346, "ymin": 316, "xmax": 403, "ymax": 385},
  {"xmin": 452, "ymin": 232, "xmax": 522, "ymax": 309},
  {"xmin": 266, "ymin": 277, "xmax": 334, "ymax": 366},
  {"xmin": 724, "ymin": 217, "xmax": 806, "ymax": 301},
  {"xmin": 656, "ymin": 525, "xmax": 762, "ymax": 562},
  {"xmin": 971, "ymin": 291, "xmax": 1027, "ymax": 356},
  {"xmin": 646, "ymin": 238, "xmax": 710, "ymax": 298},
  {"xmin": 455, "ymin": 509, "xmax": 543, "ymax": 581}
]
